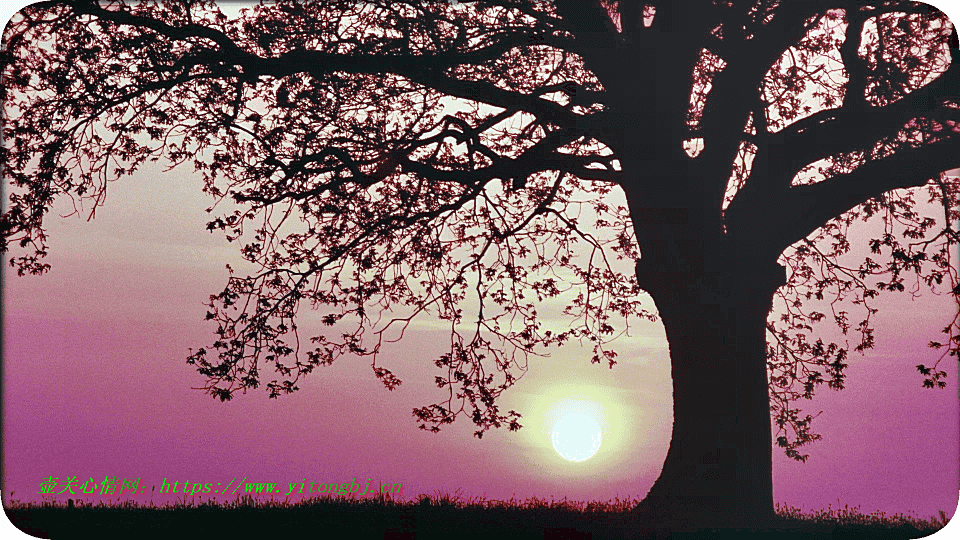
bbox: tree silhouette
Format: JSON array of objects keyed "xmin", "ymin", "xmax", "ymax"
[{"xmin": 2, "ymin": 0, "xmax": 958, "ymax": 527}]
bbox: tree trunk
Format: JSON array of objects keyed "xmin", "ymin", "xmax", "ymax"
[{"xmin": 633, "ymin": 259, "xmax": 786, "ymax": 529}]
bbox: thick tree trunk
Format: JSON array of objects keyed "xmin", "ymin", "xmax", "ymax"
[{"xmin": 633, "ymin": 259, "xmax": 786, "ymax": 529}]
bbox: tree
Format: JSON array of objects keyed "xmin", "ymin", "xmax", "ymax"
[{"xmin": 2, "ymin": 0, "xmax": 958, "ymax": 528}]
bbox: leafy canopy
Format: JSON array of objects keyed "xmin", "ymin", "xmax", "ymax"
[{"xmin": 2, "ymin": 1, "xmax": 957, "ymax": 457}]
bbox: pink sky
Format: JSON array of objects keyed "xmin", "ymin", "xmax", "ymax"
[{"xmin": 2, "ymin": 1, "xmax": 959, "ymax": 537}]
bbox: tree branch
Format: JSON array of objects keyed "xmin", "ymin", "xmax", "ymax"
[
  {"xmin": 74, "ymin": 1, "xmax": 590, "ymax": 135},
  {"xmin": 776, "ymin": 134, "xmax": 960, "ymax": 252},
  {"xmin": 552, "ymin": 0, "xmax": 623, "ymax": 71},
  {"xmin": 771, "ymin": 60, "xmax": 960, "ymax": 182},
  {"xmin": 399, "ymin": 127, "xmax": 588, "ymax": 185},
  {"xmin": 401, "ymin": 71, "xmax": 587, "ymax": 132}
]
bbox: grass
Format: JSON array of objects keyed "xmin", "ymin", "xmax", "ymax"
[{"xmin": 3, "ymin": 492, "xmax": 951, "ymax": 539}]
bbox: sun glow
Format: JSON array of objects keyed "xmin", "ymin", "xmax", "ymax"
[
  {"xmin": 523, "ymin": 383, "xmax": 637, "ymax": 469},
  {"xmin": 551, "ymin": 412, "xmax": 603, "ymax": 462}
]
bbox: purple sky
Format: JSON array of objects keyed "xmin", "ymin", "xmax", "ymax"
[{"xmin": 2, "ymin": 1, "xmax": 959, "ymax": 537}]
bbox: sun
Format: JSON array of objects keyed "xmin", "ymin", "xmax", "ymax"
[{"xmin": 551, "ymin": 413, "xmax": 603, "ymax": 462}]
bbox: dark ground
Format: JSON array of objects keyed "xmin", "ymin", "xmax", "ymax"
[{"xmin": 3, "ymin": 495, "xmax": 948, "ymax": 540}]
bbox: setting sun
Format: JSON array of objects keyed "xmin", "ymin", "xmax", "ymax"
[{"xmin": 551, "ymin": 413, "xmax": 603, "ymax": 462}]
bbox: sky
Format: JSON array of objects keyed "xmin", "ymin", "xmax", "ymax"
[{"xmin": 2, "ymin": 0, "xmax": 959, "ymax": 537}]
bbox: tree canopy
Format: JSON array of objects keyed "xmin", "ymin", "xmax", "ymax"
[{"xmin": 2, "ymin": 0, "xmax": 958, "ymax": 464}]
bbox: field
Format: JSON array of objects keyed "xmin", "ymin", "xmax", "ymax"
[{"xmin": 4, "ymin": 492, "xmax": 950, "ymax": 539}]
